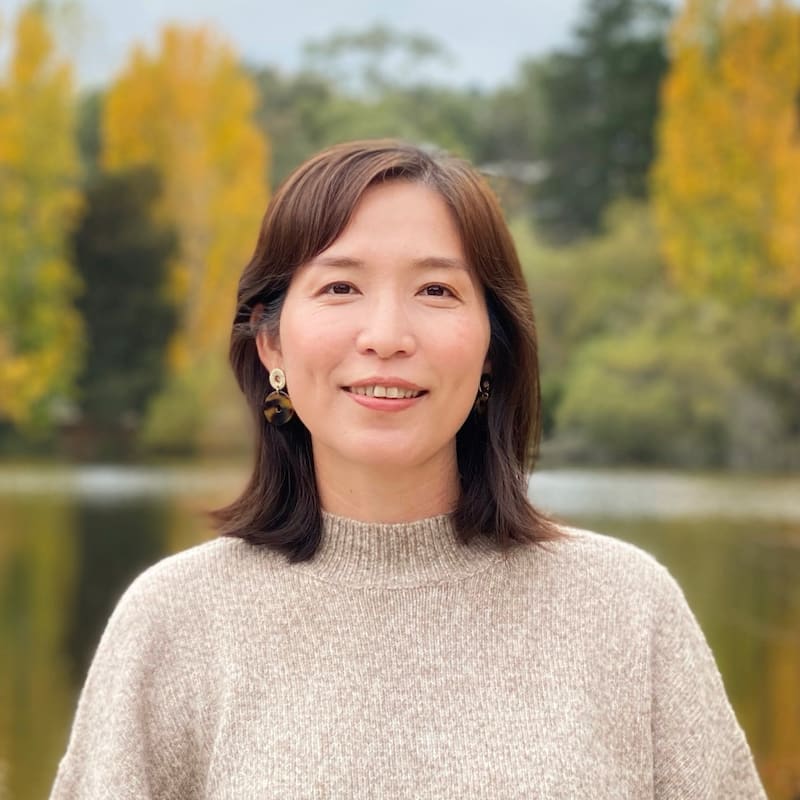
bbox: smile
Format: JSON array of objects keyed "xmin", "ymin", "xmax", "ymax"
[{"xmin": 344, "ymin": 385, "xmax": 425, "ymax": 399}]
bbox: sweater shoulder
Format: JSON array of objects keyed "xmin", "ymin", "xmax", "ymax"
[
  {"xmin": 538, "ymin": 523, "xmax": 668, "ymax": 574},
  {"xmin": 110, "ymin": 535, "xmax": 286, "ymax": 623},
  {"xmin": 553, "ymin": 524, "xmax": 666, "ymax": 570},
  {"xmin": 505, "ymin": 523, "xmax": 679, "ymax": 607},
  {"xmin": 124, "ymin": 535, "xmax": 246, "ymax": 592}
]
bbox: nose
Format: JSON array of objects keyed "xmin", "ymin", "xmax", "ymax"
[{"xmin": 355, "ymin": 295, "xmax": 416, "ymax": 359}]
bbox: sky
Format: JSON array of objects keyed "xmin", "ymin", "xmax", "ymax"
[{"xmin": 1, "ymin": 0, "xmax": 588, "ymax": 89}]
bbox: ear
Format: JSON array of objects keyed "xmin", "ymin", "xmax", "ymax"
[
  {"xmin": 252, "ymin": 305, "xmax": 283, "ymax": 373},
  {"xmin": 482, "ymin": 356, "xmax": 492, "ymax": 375},
  {"xmin": 255, "ymin": 329, "xmax": 283, "ymax": 374}
]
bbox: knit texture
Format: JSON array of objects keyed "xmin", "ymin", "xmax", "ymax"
[{"xmin": 50, "ymin": 514, "xmax": 766, "ymax": 799}]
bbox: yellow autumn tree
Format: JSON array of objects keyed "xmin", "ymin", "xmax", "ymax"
[
  {"xmin": 102, "ymin": 25, "xmax": 269, "ymax": 450},
  {"xmin": 0, "ymin": 5, "xmax": 83, "ymax": 429},
  {"xmin": 652, "ymin": 0, "xmax": 800, "ymax": 305}
]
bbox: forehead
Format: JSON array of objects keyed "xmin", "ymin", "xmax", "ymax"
[{"xmin": 322, "ymin": 180, "xmax": 465, "ymax": 257}]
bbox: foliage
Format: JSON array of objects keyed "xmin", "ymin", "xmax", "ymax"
[
  {"xmin": 719, "ymin": 300, "xmax": 800, "ymax": 468},
  {"xmin": 75, "ymin": 88, "xmax": 103, "ymax": 177},
  {"xmin": 70, "ymin": 167, "xmax": 177, "ymax": 455},
  {"xmin": 516, "ymin": 202, "xmax": 665, "ymax": 439},
  {"xmin": 470, "ymin": 59, "xmax": 546, "ymax": 164},
  {"xmin": 250, "ymin": 67, "xmax": 338, "ymax": 188},
  {"xmin": 516, "ymin": 198, "xmax": 800, "ymax": 468},
  {"xmin": 0, "ymin": 8, "xmax": 796, "ymax": 469},
  {"xmin": 102, "ymin": 24, "xmax": 269, "ymax": 452},
  {"xmin": 533, "ymin": 0, "xmax": 672, "ymax": 242},
  {"xmin": 252, "ymin": 29, "xmax": 482, "ymax": 190},
  {"xmin": 514, "ymin": 201, "xmax": 666, "ymax": 410},
  {"xmin": 649, "ymin": 0, "xmax": 800, "ymax": 467},
  {"xmin": 652, "ymin": 0, "xmax": 800, "ymax": 306},
  {"xmin": 0, "ymin": 5, "xmax": 83, "ymax": 431},
  {"xmin": 301, "ymin": 24, "xmax": 454, "ymax": 98},
  {"xmin": 554, "ymin": 299, "xmax": 738, "ymax": 465}
]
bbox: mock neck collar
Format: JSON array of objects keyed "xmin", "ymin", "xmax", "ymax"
[{"xmin": 290, "ymin": 511, "xmax": 504, "ymax": 588}]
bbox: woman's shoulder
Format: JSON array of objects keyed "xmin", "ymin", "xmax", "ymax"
[
  {"xmin": 551, "ymin": 523, "xmax": 665, "ymax": 570},
  {"xmin": 109, "ymin": 534, "xmax": 286, "ymax": 625},
  {"xmin": 125, "ymin": 534, "xmax": 246, "ymax": 590},
  {"xmin": 507, "ymin": 522, "xmax": 680, "ymax": 606}
]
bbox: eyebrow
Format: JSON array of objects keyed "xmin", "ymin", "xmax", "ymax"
[{"xmin": 309, "ymin": 255, "xmax": 470, "ymax": 271}]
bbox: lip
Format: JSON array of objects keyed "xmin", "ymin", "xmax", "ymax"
[
  {"xmin": 345, "ymin": 377, "xmax": 426, "ymax": 392},
  {"xmin": 341, "ymin": 377, "xmax": 428, "ymax": 411},
  {"xmin": 344, "ymin": 391, "xmax": 426, "ymax": 412}
]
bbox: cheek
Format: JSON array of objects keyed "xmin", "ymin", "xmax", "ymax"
[
  {"xmin": 280, "ymin": 312, "xmax": 350, "ymax": 389},
  {"xmin": 433, "ymin": 315, "xmax": 490, "ymax": 371}
]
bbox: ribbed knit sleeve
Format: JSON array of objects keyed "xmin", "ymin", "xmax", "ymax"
[
  {"xmin": 49, "ymin": 558, "xmax": 214, "ymax": 800},
  {"xmin": 649, "ymin": 565, "xmax": 766, "ymax": 799}
]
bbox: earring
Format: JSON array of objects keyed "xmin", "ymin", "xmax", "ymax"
[
  {"xmin": 474, "ymin": 373, "xmax": 492, "ymax": 414},
  {"xmin": 263, "ymin": 368, "xmax": 294, "ymax": 426}
]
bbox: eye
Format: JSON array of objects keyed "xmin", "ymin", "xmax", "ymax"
[
  {"xmin": 419, "ymin": 284, "xmax": 454, "ymax": 297},
  {"xmin": 322, "ymin": 282, "xmax": 356, "ymax": 295}
]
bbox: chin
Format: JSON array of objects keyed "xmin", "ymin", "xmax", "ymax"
[
  {"xmin": 345, "ymin": 445, "xmax": 429, "ymax": 470},
  {"xmin": 326, "ymin": 434, "xmax": 447, "ymax": 471}
]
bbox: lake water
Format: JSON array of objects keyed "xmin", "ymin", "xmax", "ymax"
[{"xmin": 1, "ymin": 465, "xmax": 798, "ymax": 799}]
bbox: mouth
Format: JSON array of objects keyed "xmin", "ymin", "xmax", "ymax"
[{"xmin": 343, "ymin": 385, "xmax": 427, "ymax": 400}]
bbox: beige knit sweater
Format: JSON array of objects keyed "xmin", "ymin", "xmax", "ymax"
[{"xmin": 50, "ymin": 514, "xmax": 766, "ymax": 799}]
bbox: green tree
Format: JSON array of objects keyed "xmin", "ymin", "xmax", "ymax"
[
  {"xmin": 253, "ymin": 26, "xmax": 483, "ymax": 189},
  {"xmin": 250, "ymin": 66, "xmax": 338, "ymax": 188},
  {"xmin": 534, "ymin": 0, "xmax": 671, "ymax": 242},
  {"xmin": 515, "ymin": 202, "xmax": 735, "ymax": 466},
  {"xmin": 514, "ymin": 201, "xmax": 667, "ymax": 435},
  {"xmin": 71, "ymin": 167, "xmax": 177, "ymax": 456},
  {"xmin": 301, "ymin": 24, "xmax": 453, "ymax": 98},
  {"xmin": 554, "ymin": 299, "xmax": 738, "ymax": 465},
  {"xmin": 471, "ymin": 60, "xmax": 546, "ymax": 164},
  {"xmin": 75, "ymin": 88, "xmax": 103, "ymax": 177},
  {"xmin": 514, "ymin": 199, "xmax": 800, "ymax": 468}
]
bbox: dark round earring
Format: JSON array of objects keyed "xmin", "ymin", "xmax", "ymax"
[
  {"xmin": 263, "ymin": 368, "xmax": 294, "ymax": 426},
  {"xmin": 474, "ymin": 373, "xmax": 492, "ymax": 415}
]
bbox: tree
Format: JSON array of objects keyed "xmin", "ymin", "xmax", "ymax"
[
  {"xmin": 652, "ymin": 0, "xmax": 800, "ymax": 305},
  {"xmin": 651, "ymin": 0, "xmax": 800, "ymax": 466},
  {"xmin": 102, "ymin": 25, "xmax": 269, "ymax": 451},
  {"xmin": 71, "ymin": 167, "xmax": 177, "ymax": 455},
  {"xmin": 0, "ymin": 4, "xmax": 82, "ymax": 430},
  {"xmin": 534, "ymin": 0, "xmax": 672, "ymax": 242},
  {"xmin": 250, "ymin": 66, "xmax": 339, "ymax": 188},
  {"xmin": 301, "ymin": 24, "xmax": 454, "ymax": 98},
  {"xmin": 75, "ymin": 88, "xmax": 103, "ymax": 178},
  {"xmin": 252, "ymin": 27, "xmax": 481, "ymax": 189},
  {"xmin": 471, "ymin": 59, "xmax": 547, "ymax": 165},
  {"xmin": 554, "ymin": 300, "xmax": 739, "ymax": 466}
]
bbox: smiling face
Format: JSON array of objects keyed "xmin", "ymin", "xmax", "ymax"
[{"xmin": 256, "ymin": 180, "xmax": 491, "ymax": 478}]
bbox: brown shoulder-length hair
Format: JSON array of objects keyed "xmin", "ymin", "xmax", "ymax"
[{"xmin": 212, "ymin": 139, "xmax": 562, "ymax": 560}]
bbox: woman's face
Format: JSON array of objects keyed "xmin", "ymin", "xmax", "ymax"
[{"xmin": 257, "ymin": 180, "xmax": 491, "ymax": 474}]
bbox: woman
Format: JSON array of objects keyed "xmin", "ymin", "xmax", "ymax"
[{"xmin": 51, "ymin": 140, "xmax": 765, "ymax": 798}]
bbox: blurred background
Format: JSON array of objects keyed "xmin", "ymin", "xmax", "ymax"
[{"xmin": 0, "ymin": 0, "xmax": 798, "ymax": 797}]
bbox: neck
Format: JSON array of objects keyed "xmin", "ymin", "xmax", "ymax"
[{"xmin": 312, "ymin": 446, "xmax": 460, "ymax": 523}]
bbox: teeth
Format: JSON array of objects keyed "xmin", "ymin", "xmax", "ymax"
[{"xmin": 349, "ymin": 385, "xmax": 421, "ymax": 399}]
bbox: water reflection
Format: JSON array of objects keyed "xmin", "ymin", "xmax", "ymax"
[
  {"xmin": 0, "ymin": 496, "xmax": 75, "ymax": 800},
  {"xmin": 66, "ymin": 502, "xmax": 169, "ymax": 684},
  {"xmin": 1, "ymin": 466, "xmax": 798, "ymax": 799}
]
